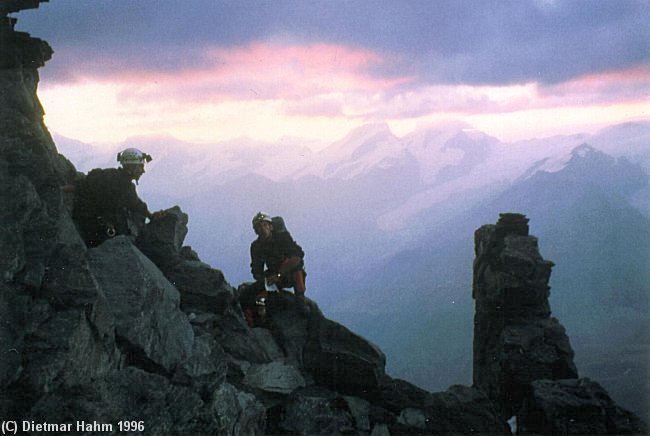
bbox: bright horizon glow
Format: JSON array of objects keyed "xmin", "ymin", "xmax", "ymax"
[
  {"xmin": 40, "ymin": 81, "xmax": 650, "ymax": 147},
  {"xmin": 37, "ymin": 41, "xmax": 650, "ymax": 148},
  {"xmin": 40, "ymin": 81, "xmax": 362, "ymax": 146},
  {"xmin": 466, "ymin": 101, "xmax": 650, "ymax": 142}
]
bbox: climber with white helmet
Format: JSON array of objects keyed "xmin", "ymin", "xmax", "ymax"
[
  {"xmin": 116, "ymin": 147, "xmax": 151, "ymax": 183},
  {"xmin": 65, "ymin": 147, "xmax": 161, "ymax": 247}
]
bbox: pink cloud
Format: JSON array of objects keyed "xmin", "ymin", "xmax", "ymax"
[
  {"xmin": 369, "ymin": 66, "xmax": 650, "ymax": 121},
  {"xmin": 538, "ymin": 66, "xmax": 650, "ymax": 105},
  {"xmin": 74, "ymin": 42, "xmax": 411, "ymax": 110},
  {"xmin": 47, "ymin": 42, "xmax": 647, "ymax": 126},
  {"xmin": 202, "ymin": 43, "xmax": 410, "ymax": 96}
]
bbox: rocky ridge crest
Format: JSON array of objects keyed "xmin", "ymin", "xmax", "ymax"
[{"xmin": 0, "ymin": 8, "xmax": 646, "ymax": 434}]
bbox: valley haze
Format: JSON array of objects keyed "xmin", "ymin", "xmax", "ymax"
[{"xmin": 55, "ymin": 119, "xmax": 650, "ymax": 422}]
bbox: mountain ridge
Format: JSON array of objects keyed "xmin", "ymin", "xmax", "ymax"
[{"xmin": 55, "ymin": 120, "xmax": 650, "ymax": 183}]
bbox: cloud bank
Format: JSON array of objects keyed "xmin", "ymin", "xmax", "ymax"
[{"xmin": 14, "ymin": 0, "xmax": 650, "ymax": 144}]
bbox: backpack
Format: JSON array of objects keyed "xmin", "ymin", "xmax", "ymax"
[{"xmin": 272, "ymin": 216, "xmax": 287, "ymax": 233}]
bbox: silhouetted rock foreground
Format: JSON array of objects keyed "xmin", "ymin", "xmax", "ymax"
[{"xmin": 1, "ymin": 8, "xmax": 646, "ymax": 435}]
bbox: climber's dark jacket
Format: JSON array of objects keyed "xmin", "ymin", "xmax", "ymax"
[
  {"xmin": 250, "ymin": 230, "xmax": 305, "ymax": 288},
  {"xmin": 72, "ymin": 167, "xmax": 148, "ymax": 247}
]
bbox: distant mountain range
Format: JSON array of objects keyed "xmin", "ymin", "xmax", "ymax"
[
  {"xmin": 55, "ymin": 120, "xmax": 650, "ymax": 420},
  {"xmin": 55, "ymin": 119, "xmax": 650, "ymax": 282}
]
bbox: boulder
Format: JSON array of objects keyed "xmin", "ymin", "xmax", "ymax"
[
  {"xmin": 243, "ymin": 361, "xmax": 306, "ymax": 394},
  {"xmin": 210, "ymin": 382, "xmax": 267, "ymax": 434},
  {"xmin": 304, "ymin": 313, "xmax": 387, "ymax": 395},
  {"xmin": 258, "ymin": 291, "xmax": 386, "ymax": 395},
  {"xmin": 266, "ymin": 292, "xmax": 313, "ymax": 364},
  {"xmin": 211, "ymin": 307, "xmax": 285, "ymax": 364},
  {"xmin": 136, "ymin": 206, "xmax": 188, "ymax": 262},
  {"xmin": 274, "ymin": 387, "xmax": 357, "ymax": 435},
  {"xmin": 168, "ymin": 259, "xmax": 234, "ymax": 315},
  {"xmin": 137, "ymin": 206, "xmax": 235, "ymax": 315},
  {"xmin": 518, "ymin": 378, "xmax": 648, "ymax": 435},
  {"xmin": 373, "ymin": 380, "xmax": 510, "ymax": 434},
  {"xmin": 87, "ymin": 236, "xmax": 194, "ymax": 372}
]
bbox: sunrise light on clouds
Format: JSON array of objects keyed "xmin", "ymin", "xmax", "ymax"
[
  {"xmin": 38, "ymin": 56, "xmax": 649, "ymax": 146},
  {"xmin": 17, "ymin": 1, "xmax": 650, "ymax": 147}
]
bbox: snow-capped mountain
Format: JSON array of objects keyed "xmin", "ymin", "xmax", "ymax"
[
  {"xmin": 54, "ymin": 121, "xmax": 650, "ymax": 275},
  {"xmin": 290, "ymin": 123, "xmax": 407, "ymax": 180},
  {"xmin": 57, "ymin": 120, "xmax": 650, "ymax": 193},
  {"xmin": 589, "ymin": 121, "xmax": 650, "ymax": 168}
]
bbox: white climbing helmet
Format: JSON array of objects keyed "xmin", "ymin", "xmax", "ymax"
[
  {"xmin": 117, "ymin": 148, "xmax": 152, "ymax": 166},
  {"xmin": 252, "ymin": 211, "xmax": 273, "ymax": 230}
]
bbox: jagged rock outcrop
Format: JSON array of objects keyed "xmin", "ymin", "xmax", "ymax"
[
  {"xmin": 473, "ymin": 213, "xmax": 647, "ymax": 434},
  {"xmin": 137, "ymin": 206, "xmax": 235, "ymax": 316},
  {"xmin": 473, "ymin": 213, "xmax": 577, "ymax": 418},
  {"xmin": 1, "ymin": 13, "xmax": 75, "ymax": 287},
  {"xmin": 0, "ymin": 1, "xmax": 48, "ymax": 17},
  {"xmin": 1, "ymin": 6, "xmax": 106, "ymax": 416}
]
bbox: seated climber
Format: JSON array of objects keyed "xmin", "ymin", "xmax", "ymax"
[
  {"xmin": 64, "ymin": 147, "xmax": 162, "ymax": 247},
  {"xmin": 239, "ymin": 212, "xmax": 307, "ymax": 327}
]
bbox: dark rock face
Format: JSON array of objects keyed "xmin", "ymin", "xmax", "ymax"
[
  {"xmin": 122, "ymin": 215, "xmax": 510, "ymax": 434},
  {"xmin": 137, "ymin": 206, "xmax": 235, "ymax": 316},
  {"xmin": 0, "ymin": 12, "xmax": 77, "ymax": 290},
  {"xmin": 519, "ymin": 378, "xmax": 647, "ymax": 435},
  {"xmin": 0, "ymin": 1, "xmax": 49, "ymax": 17},
  {"xmin": 303, "ymin": 304, "xmax": 387, "ymax": 394},
  {"xmin": 87, "ymin": 236, "xmax": 195, "ymax": 373},
  {"xmin": 0, "ymin": 10, "xmax": 102, "ymax": 418},
  {"xmin": 473, "ymin": 213, "xmax": 647, "ymax": 433},
  {"xmin": 473, "ymin": 213, "xmax": 578, "ymax": 418}
]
